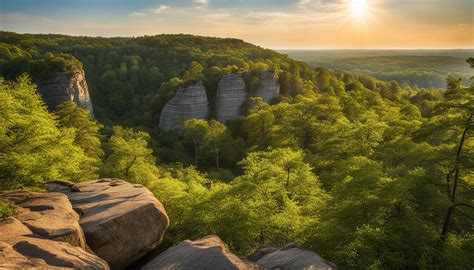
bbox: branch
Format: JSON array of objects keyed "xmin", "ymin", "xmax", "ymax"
[{"xmin": 454, "ymin": 203, "xmax": 474, "ymax": 210}]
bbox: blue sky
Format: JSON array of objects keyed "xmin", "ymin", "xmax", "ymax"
[{"xmin": 1, "ymin": 0, "xmax": 473, "ymax": 49}]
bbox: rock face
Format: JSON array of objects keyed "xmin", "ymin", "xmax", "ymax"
[
  {"xmin": 1, "ymin": 191, "xmax": 86, "ymax": 249},
  {"xmin": 0, "ymin": 197, "xmax": 109, "ymax": 270},
  {"xmin": 48, "ymin": 179, "xmax": 170, "ymax": 270},
  {"xmin": 159, "ymin": 83, "xmax": 210, "ymax": 131},
  {"xmin": 254, "ymin": 70, "xmax": 280, "ymax": 104},
  {"xmin": 142, "ymin": 235, "xmax": 260, "ymax": 270},
  {"xmin": 253, "ymin": 243, "xmax": 337, "ymax": 270},
  {"xmin": 215, "ymin": 73, "xmax": 248, "ymax": 123},
  {"xmin": 37, "ymin": 69, "xmax": 94, "ymax": 117}
]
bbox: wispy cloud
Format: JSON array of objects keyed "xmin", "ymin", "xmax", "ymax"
[
  {"xmin": 130, "ymin": 5, "xmax": 170, "ymax": 16},
  {"xmin": 195, "ymin": 0, "xmax": 209, "ymax": 6}
]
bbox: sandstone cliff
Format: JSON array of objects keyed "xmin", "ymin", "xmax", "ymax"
[
  {"xmin": 215, "ymin": 73, "xmax": 248, "ymax": 123},
  {"xmin": 37, "ymin": 69, "xmax": 94, "ymax": 117},
  {"xmin": 159, "ymin": 83, "xmax": 210, "ymax": 131},
  {"xmin": 254, "ymin": 70, "xmax": 280, "ymax": 104}
]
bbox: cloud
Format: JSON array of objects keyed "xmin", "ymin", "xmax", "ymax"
[
  {"xmin": 195, "ymin": 0, "xmax": 208, "ymax": 6},
  {"xmin": 130, "ymin": 5, "xmax": 170, "ymax": 16}
]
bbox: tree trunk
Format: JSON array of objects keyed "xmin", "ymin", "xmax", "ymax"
[
  {"xmin": 193, "ymin": 138, "xmax": 198, "ymax": 167},
  {"xmin": 125, "ymin": 156, "xmax": 138, "ymax": 179},
  {"xmin": 215, "ymin": 149, "xmax": 220, "ymax": 169},
  {"xmin": 440, "ymin": 113, "xmax": 472, "ymax": 241}
]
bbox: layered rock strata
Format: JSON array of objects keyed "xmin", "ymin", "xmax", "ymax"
[
  {"xmin": 1, "ymin": 191, "xmax": 86, "ymax": 249},
  {"xmin": 253, "ymin": 70, "xmax": 280, "ymax": 104},
  {"xmin": 215, "ymin": 73, "xmax": 248, "ymax": 123},
  {"xmin": 37, "ymin": 69, "xmax": 94, "ymax": 117},
  {"xmin": 159, "ymin": 83, "xmax": 210, "ymax": 131},
  {"xmin": 0, "ymin": 193, "xmax": 109, "ymax": 269},
  {"xmin": 48, "ymin": 179, "xmax": 170, "ymax": 270}
]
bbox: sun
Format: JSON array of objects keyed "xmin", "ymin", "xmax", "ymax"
[{"xmin": 349, "ymin": 0, "xmax": 369, "ymax": 19}]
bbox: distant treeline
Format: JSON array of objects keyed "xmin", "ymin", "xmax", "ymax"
[{"xmin": 283, "ymin": 51, "xmax": 473, "ymax": 88}]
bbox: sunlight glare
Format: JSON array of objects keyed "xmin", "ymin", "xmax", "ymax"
[{"xmin": 349, "ymin": 0, "xmax": 368, "ymax": 20}]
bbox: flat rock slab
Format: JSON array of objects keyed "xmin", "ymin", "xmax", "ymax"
[
  {"xmin": 48, "ymin": 179, "xmax": 169, "ymax": 270},
  {"xmin": 0, "ymin": 217, "xmax": 109, "ymax": 269},
  {"xmin": 142, "ymin": 235, "xmax": 261, "ymax": 270},
  {"xmin": 255, "ymin": 243, "xmax": 337, "ymax": 270},
  {"xmin": 1, "ymin": 191, "xmax": 86, "ymax": 249}
]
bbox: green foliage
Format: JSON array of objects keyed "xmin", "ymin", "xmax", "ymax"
[
  {"xmin": 0, "ymin": 75, "xmax": 98, "ymax": 191},
  {"xmin": 101, "ymin": 126, "xmax": 159, "ymax": 186},
  {"xmin": 56, "ymin": 101, "xmax": 104, "ymax": 173},
  {"xmin": 0, "ymin": 201, "xmax": 15, "ymax": 218}
]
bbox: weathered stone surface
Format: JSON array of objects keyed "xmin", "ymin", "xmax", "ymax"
[
  {"xmin": 0, "ymin": 217, "xmax": 109, "ymax": 270},
  {"xmin": 254, "ymin": 70, "xmax": 280, "ymax": 104},
  {"xmin": 247, "ymin": 245, "xmax": 278, "ymax": 262},
  {"xmin": 1, "ymin": 191, "xmax": 86, "ymax": 249},
  {"xmin": 254, "ymin": 243, "xmax": 337, "ymax": 270},
  {"xmin": 49, "ymin": 179, "xmax": 170, "ymax": 270},
  {"xmin": 37, "ymin": 68, "xmax": 94, "ymax": 117},
  {"xmin": 159, "ymin": 83, "xmax": 209, "ymax": 131},
  {"xmin": 142, "ymin": 235, "xmax": 260, "ymax": 270},
  {"xmin": 215, "ymin": 73, "xmax": 248, "ymax": 123}
]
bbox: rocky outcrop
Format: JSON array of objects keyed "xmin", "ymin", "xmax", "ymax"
[
  {"xmin": 0, "ymin": 199, "xmax": 109, "ymax": 270},
  {"xmin": 1, "ymin": 191, "xmax": 86, "ymax": 249},
  {"xmin": 37, "ymin": 69, "xmax": 94, "ymax": 117},
  {"xmin": 252, "ymin": 243, "xmax": 337, "ymax": 270},
  {"xmin": 253, "ymin": 70, "xmax": 280, "ymax": 104},
  {"xmin": 215, "ymin": 73, "xmax": 248, "ymax": 123},
  {"xmin": 159, "ymin": 83, "xmax": 210, "ymax": 131},
  {"xmin": 48, "ymin": 179, "xmax": 170, "ymax": 270},
  {"xmin": 142, "ymin": 235, "xmax": 260, "ymax": 270}
]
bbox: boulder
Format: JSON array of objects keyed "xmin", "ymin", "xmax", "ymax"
[
  {"xmin": 215, "ymin": 73, "xmax": 248, "ymax": 123},
  {"xmin": 1, "ymin": 191, "xmax": 86, "ymax": 249},
  {"xmin": 37, "ymin": 68, "xmax": 94, "ymax": 117},
  {"xmin": 254, "ymin": 70, "xmax": 280, "ymax": 104},
  {"xmin": 159, "ymin": 83, "xmax": 210, "ymax": 131},
  {"xmin": 142, "ymin": 235, "xmax": 260, "ymax": 270},
  {"xmin": 253, "ymin": 243, "xmax": 337, "ymax": 270},
  {"xmin": 48, "ymin": 179, "xmax": 170, "ymax": 270},
  {"xmin": 0, "ymin": 217, "xmax": 109, "ymax": 269}
]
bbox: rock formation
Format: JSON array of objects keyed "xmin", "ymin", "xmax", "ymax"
[
  {"xmin": 215, "ymin": 73, "xmax": 248, "ymax": 123},
  {"xmin": 213, "ymin": 70, "xmax": 279, "ymax": 123},
  {"xmin": 37, "ymin": 69, "xmax": 94, "ymax": 117},
  {"xmin": 0, "ymin": 194, "xmax": 109, "ymax": 269},
  {"xmin": 253, "ymin": 70, "xmax": 280, "ymax": 104},
  {"xmin": 48, "ymin": 179, "xmax": 170, "ymax": 270},
  {"xmin": 159, "ymin": 83, "xmax": 210, "ymax": 131},
  {"xmin": 1, "ymin": 191, "xmax": 86, "ymax": 249},
  {"xmin": 142, "ymin": 235, "xmax": 260, "ymax": 270},
  {"xmin": 251, "ymin": 243, "xmax": 337, "ymax": 270}
]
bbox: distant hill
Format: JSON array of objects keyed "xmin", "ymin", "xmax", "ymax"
[{"xmin": 280, "ymin": 49, "xmax": 473, "ymax": 88}]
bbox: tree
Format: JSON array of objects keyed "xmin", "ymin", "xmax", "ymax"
[
  {"xmin": 204, "ymin": 120, "xmax": 231, "ymax": 169},
  {"xmin": 436, "ymin": 74, "xmax": 474, "ymax": 241},
  {"xmin": 56, "ymin": 101, "xmax": 104, "ymax": 171},
  {"xmin": 183, "ymin": 119, "xmax": 208, "ymax": 167},
  {"xmin": 101, "ymin": 126, "xmax": 159, "ymax": 186},
  {"xmin": 0, "ymin": 75, "xmax": 97, "ymax": 190},
  {"xmin": 183, "ymin": 61, "xmax": 204, "ymax": 83}
]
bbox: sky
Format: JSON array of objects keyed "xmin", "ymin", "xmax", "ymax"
[{"xmin": 0, "ymin": 0, "xmax": 473, "ymax": 49}]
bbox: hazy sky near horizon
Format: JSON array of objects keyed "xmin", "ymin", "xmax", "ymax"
[{"xmin": 0, "ymin": 0, "xmax": 473, "ymax": 49}]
